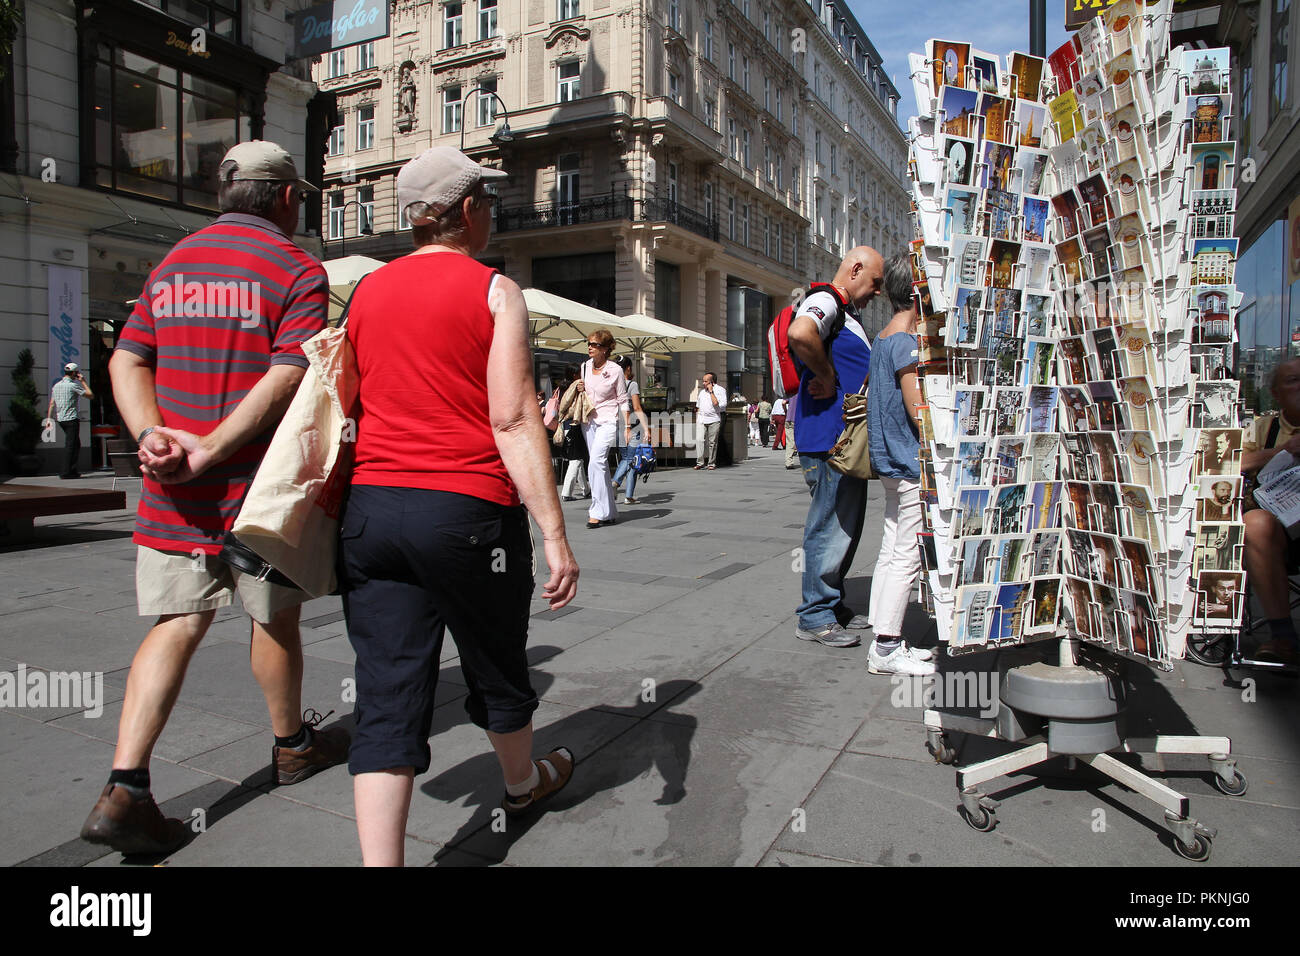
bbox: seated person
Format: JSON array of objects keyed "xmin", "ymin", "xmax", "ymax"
[{"xmin": 1241, "ymin": 358, "xmax": 1300, "ymax": 664}]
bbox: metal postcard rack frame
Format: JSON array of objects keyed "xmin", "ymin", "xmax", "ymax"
[{"xmin": 906, "ymin": 1, "xmax": 1248, "ymax": 862}]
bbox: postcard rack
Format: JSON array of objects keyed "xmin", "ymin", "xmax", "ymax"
[{"xmin": 905, "ymin": 0, "xmax": 1247, "ymax": 861}]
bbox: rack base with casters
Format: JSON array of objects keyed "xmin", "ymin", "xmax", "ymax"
[{"xmin": 924, "ymin": 639, "xmax": 1245, "ymax": 862}]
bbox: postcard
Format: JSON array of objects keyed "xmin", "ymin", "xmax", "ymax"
[
  {"xmin": 1187, "ymin": 91, "xmax": 1231, "ymax": 144},
  {"xmin": 1093, "ymin": 583, "xmax": 1121, "ymax": 646},
  {"xmin": 1091, "ymin": 431, "xmax": 1122, "ymax": 484},
  {"xmin": 949, "ymin": 234, "xmax": 989, "ymax": 292},
  {"xmin": 1064, "ymin": 527, "xmax": 1095, "ymax": 578},
  {"xmin": 1025, "ymin": 293, "xmax": 1051, "ymax": 336},
  {"xmin": 1021, "ymin": 196, "xmax": 1050, "ymax": 243},
  {"xmin": 1196, "ymin": 474, "xmax": 1241, "ymax": 523},
  {"xmin": 989, "ymin": 238, "xmax": 1020, "ymax": 286},
  {"xmin": 1049, "ymin": 90, "xmax": 1084, "ymax": 141},
  {"xmin": 979, "ymin": 92, "xmax": 1015, "ymax": 145},
  {"xmin": 1061, "ymin": 575, "xmax": 1095, "ymax": 640},
  {"xmin": 1058, "ymin": 338, "xmax": 1089, "ymax": 386},
  {"xmin": 943, "ymin": 135, "xmax": 978, "ymax": 187},
  {"xmin": 1190, "ymin": 189, "xmax": 1236, "ymax": 241},
  {"xmin": 1022, "ymin": 337, "xmax": 1055, "ymax": 387},
  {"xmin": 989, "ymin": 583, "xmax": 1033, "ymax": 642},
  {"xmin": 982, "ymin": 142, "xmax": 1017, "ymax": 191},
  {"xmin": 1051, "ymin": 190, "xmax": 1083, "ymax": 240},
  {"xmin": 954, "ymin": 585, "xmax": 994, "ymax": 647},
  {"xmin": 958, "ymin": 486, "xmax": 993, "ymax": 537},
  {"xmin": 931, "ymin": 39, "xmax": 972, "ymax": 93},
  {"xmin": 1077, "ymin": 173, "xmax": 1112, "ymax": 226},
  {"xmin": 1077, "ymin": 121, "xmax": 1107, "ymax": 175},
  {"xmin": 1119, "ymin": 376, "xmax": 1160, "ymax": 438},
  {"xmin": 1195, "ymin": 570, "xmax": 1243, "ymax": 622},
  {"xmin": 1024, "ymin": 385, "xmax": 1058, "ymax": 434},
  {"xmin": 987, "ymin": 192, "xmax": 1020, "ymax": 242},
  {"xmin": 991, "ymin": 289, "xmax": 1022, "ymax": 337},
  {"xmin": 1064, "ymin": 480, "xmax": 1093, "ymax": 531},
  {"xmin": 1193, "ymin": 522, "xmax": 1244, "ymax": 575},
  {"xmin": 950, "ymin": 286, "xmax": 985, "ymax": 348},
  {"xmin": 1015, "ymin": 100, "xmax": 1048, "ymax": 148},
  {"xmin": 1119, "ymin": 589, "xmax": 1157, "ymax": 656},
  {"xmin": 971, "ymin": 48, "xmax": 1002, "ymax": 94},
  {"xmin": 997, "ymin": 535, "xmax": 1032, "ymax": 583},
  {"xmin": 1119, "ymin": 483, "xmax": 1164, "ymax": 551},
  {"xmin": 1111, "ymin": 158, "xmax": 1144, "ymax": 217},
  {"xmin": 939, "ymin": 85, "xmax": 981, "ymax": 138},
  {"xmin": 1190, "ymin": 141, "xmax": 1235, "ymax": 191},
  {"xmin": 1122, "ymin": 431, "xmax": 1163, "ymax": 498},
  {"xmin": 1191, "ymin": 238, "xmax": 1239, "ymax": 285},
  {"xmin": 944, "ymin": 187, "xmax": 982, "ymax": 239},
  {"xmin": 1009, "ymin": 52, "xmax": 1046, "ymax": 102},
  {"xmin": 991, "ymin": 433, "xmax": 1027, "ymax": 483},
  {"xmin": 1024, "ymin": 480, "xmax": 1061, "ymax": 531},
  {"xmin": 1048, "ymin": 36, "xmax": 1082, "ymax": 92},
  {"xmin": 1056, "ymin": 237, "xmax": 1087, "ymax": 284},
  {"xmin": 1106, "ymin": 104, "xmax": 1143, "ymax": 166},
  {"xmin": 1192, "ymin": 380, "xmax": 1239, "ymax": 428},
  {"xmin": 1025, "ymin": 434, "xmax": 1059, "ymax": 483},
  {"xmin": 1030, "ymin": 529, "xmax": 1061, "ymax": 576},
  {"xmin": 989, "ymin": 483, "xmax": 1027, "ymax": 535},
  {"xmin": 954, "ymin": 388, "xmax": 988, "ymax": 438},
  {"xmin": 1014, "ymin": 147, "xmax": 1050, "ymax": 195},
  {"xmin": 956, "ymin": 441, "xmax": 990, "ymax": 492},
  {"xmin": 1104, "ymin": 0, "xmax": 1139, "ymax": 57},
  {"xmin": 1082, "ymin": 225, "xmax": 1114, "ymax": 278},
  {"xmin": 958, "ymin": 535, "xmax": 1002, "ymax": 586},
  {"xmin": 1194, "ymin": 427, "xmax": 1243, "ymax": 477}
]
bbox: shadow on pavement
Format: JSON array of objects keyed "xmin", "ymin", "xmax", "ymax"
[
  {"xmin": 0, "ymin": 526, "xmax": 134, "ymax": 552},
  {"xmin": 424, "ymin": 680, "xmax": 702, "ymax": 866}
]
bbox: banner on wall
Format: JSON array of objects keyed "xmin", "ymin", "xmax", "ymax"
[
  {"xmin": 47, "ymin": 266, "xmax": 83, "ymax": 392},
  {"xmin": 1288, "ymin": 195, "xmax": 1300, "ymax": 286}
]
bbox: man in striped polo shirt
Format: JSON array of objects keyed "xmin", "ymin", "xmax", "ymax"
[{"xmin": 81, "ymin": 141, "xmax": 349, "ymax": 856}]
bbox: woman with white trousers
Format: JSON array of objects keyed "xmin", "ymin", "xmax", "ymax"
[
  {"xmin": 865, "ymin": 254, "xmax": 936, "ymax": 677},
  {"xmin": 574, "ymin": 329, "xmax": 627, "ymax": 529}
]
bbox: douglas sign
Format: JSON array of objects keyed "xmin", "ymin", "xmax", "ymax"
[{"xmin": 292, "ymin": 0, "xmax": 390, "ymax": 57}]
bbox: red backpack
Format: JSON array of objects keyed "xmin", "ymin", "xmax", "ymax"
[{"xmin": 766, "ymin": 283, "xmax": 849, "ymax": 398}]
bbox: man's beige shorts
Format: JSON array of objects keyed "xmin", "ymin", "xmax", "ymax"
[{"xmin": 136, "ymin": 546, "xmax": 304, "ymax": 623}]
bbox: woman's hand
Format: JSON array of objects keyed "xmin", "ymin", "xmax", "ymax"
[{"xmin": 574, "ymin": 380, "xmax": 586, "ymax": 393}]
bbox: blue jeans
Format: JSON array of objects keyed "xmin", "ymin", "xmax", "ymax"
[
  {"xmin": 612, "ymin": 444, "xmax": 638, "ymax": 498},
  {"xmin": 796, "ymin": 453, "xmax": 868, "ymax": 630}
]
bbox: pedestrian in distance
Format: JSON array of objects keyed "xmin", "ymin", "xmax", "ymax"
[
  {"xmin": 556, "ymin": 366, "xmax": 590, "ymax": 501},
  {"xmin": 338, "ymin": 146, "xmax": 580, "ymax": 865},
  {"xmin": 611, "ymin": 355, "xmax": 652, "ymax": 504},
  {"xmin": 694, "ymin": 371, "xmax": 728, "ymax": 470},
  {"xmin": 82, "ymin": 140, "xmax": 349, "ymax": 857},
  {"xmin": 757, "ymin": 395, "xmax": 773, "ymax": 446},
  {"xmin": 47, "ymin": 362, "xmax": 94, "ymax": 479},
  {"xmin": 864, "ymin": 253, "xmax": 936, "ymax": 676},
  {"xmin": 574, "ymin": 329, "xmax": 628, "ymax": 528},
  {"xmin": 770, "ymin": 395, "xmax": 788, "ymax": 450}
]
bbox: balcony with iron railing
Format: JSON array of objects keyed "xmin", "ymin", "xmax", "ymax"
[{"xmin": 496, "ymin": 191, "xmax": 719, "ymax": 242}]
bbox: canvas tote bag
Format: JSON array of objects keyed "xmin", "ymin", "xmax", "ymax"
[
  {"xmin": 229, "ymin": 299, "xmax": 362, "ymax": 597},
  {"xmin": 827, "ymin": 380, "xmax": 875, "ymax": 480}
]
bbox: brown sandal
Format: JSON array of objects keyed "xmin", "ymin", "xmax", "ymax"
[{"xmin": 502, "ymin": 747, "xmax": 574, "ymax": 817}]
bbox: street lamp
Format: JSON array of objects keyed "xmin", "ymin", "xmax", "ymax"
[
  {"xmin": 330, "ymin": 198, "xmax": 373, "ymax": 259},
  {"xmin": 460, "ymin": 87, "xmax": 514, "ymax": 152}
]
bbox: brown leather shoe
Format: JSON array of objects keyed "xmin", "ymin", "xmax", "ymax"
[
  {"xmin": 274, "ymin": 710, "xmax": 351, "ymax": 785},
  {"xmin": 80, "ymin": 784, "xmax": 188, "ymax": 855}
]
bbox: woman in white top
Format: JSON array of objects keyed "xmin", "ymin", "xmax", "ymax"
[{"xmin": 574, "ymin": 329, "xmax": 628, "ymax": 528}]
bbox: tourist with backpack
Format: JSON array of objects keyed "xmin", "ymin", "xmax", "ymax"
[
  {"xmin": 612, "ymin": 356, "xmax": 652, "ymax": 504},
  {"xmin": 788, "ymin": 247, "xmax": 885, "ymax": 648}
]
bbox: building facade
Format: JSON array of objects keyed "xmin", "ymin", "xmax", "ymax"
[
  {"xmin": 312, "ymin": 0, "xmax": 909, "ymax": 401},
  {"xmin": 0, "ymin": 0, "xmax": 329, "ymax": 474}
]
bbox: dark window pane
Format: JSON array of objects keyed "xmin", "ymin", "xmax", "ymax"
[
  {"xmin": 182, "ymin": 91, "xmax": 236, "ymax": 199},
  {"xmin": 115, "ymin": 73, "xmax": 178, "ymax": 184}
]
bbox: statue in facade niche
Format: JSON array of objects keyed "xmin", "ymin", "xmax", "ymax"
[{"xmin": 397, "ymin": 64, "xmax": 416, "ymax": 130}]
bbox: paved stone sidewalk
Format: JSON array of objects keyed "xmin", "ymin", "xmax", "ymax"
[{"xmin": 1, "ymin": 452, "xmax": 1297, "ymax": 866}]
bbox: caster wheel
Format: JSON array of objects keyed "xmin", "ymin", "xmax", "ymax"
[
  {"xmin": 1174, "ymin": 833, "xmax": 1212, "ymax": 862},
  {"xmin": 927, "ymin": 740, "xmax": 957, "ymax": 765},
  {"xmin": 1212, "ymin": 772, "xmax": 1248, "ymax": 796},
  {"xmin": 962, "ymin": 806, "xmax": 997, "ymax": 832},
  {"xmin": 1185, "ymin": 633, "xmax": 1232, "ymax": 667}
]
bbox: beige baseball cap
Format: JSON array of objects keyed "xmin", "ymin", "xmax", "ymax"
[
  {"xmin": 397, "ymin": 146, "xmax": 508, "ymax": 224},
  {"xmin": 220, "ymin": 140, "xmax": 319, "ymax": 193}
]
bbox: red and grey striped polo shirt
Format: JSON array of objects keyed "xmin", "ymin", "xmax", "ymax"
[{"xmin": 116, "ymin": 213, "xmax": 328, "ymax": 555}]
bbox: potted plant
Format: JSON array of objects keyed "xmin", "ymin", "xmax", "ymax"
[{"xmin": 4, "ymin": 348, "xmax": 45, "ymax": 475}]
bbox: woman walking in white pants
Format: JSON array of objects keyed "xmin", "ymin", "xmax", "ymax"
[
  {"xmin": 574, "ymin": 329, "xmax": 627, "ymax": 529},
  {"xmin": 865, "ymin": 254, "xmax": 936, "ymax": 676}
]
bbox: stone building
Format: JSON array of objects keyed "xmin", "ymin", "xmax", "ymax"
[
  {"xmin": 313, "ymin": 0, "xmax": 909, "ymax": 401},
  {"xmin": 0, "ymin": 0, "xmax": 328, "ymax": 473}
]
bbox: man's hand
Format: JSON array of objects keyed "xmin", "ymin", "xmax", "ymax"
[
  {"xmin": 137, "ymin": 431, "xmax": 185, "ymax": 476},
  {"xmin": 141, "ymin": 426, "xmax": 215, "ymax": 484},
  {"xmin": 808, "ymin": 373, "xmax": 836, "ymax": 400},
  {"xmin": 540, "ymin": 536, "xmax": 579, "ymax": 609}
]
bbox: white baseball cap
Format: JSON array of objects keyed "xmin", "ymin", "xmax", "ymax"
[
  {"xmin": 397, "ymin": 147, "xmax": 508, "ymax": 224},
  {"xmin": 64, "ymin": 363, "xmax": 80, "ymax": 373},
  {"xmin": 220, "ymin": 140, "xmax": 319, "ymax": 193}
]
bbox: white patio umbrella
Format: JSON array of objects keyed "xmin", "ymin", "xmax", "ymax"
[
  {"xmin": 523, "ymin": 289, "xmax": 740, "ymax": 357},
  {"xmin": 323, "ymin": 255, "xmax": 386, "ymax": 323}
]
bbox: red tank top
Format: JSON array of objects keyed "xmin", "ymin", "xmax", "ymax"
[{"xmin": 348, "ymin": 251, "xmax": 519, "ymax": 506}]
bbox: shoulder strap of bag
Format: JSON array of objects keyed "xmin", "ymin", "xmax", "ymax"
[
  {"xmin": 1265, "ymin": 415, "xmax": 1282, "ymax": 450},
  {"xmin": 337, "ymin": 275, "xmax": 368, "ymax": 329}
]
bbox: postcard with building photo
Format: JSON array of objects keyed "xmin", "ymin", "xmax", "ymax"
[
  {"xmin": 971, "ymin": 48, "xmax": 1002, "ymax": 95},
  {"xmin": 1195, "ymin": 570, "xmax": 1244, "ymax": 623},
  {"xmin": 1092, "ymin": 583, "xmax": 1121, "ymax": 647},
  {"xmin": 1014, "ymin": 100, "xmax": 1048, "ymax": 150},
  {"xmin": 991, "ymin": 289, "xmax": 1022, "ymax": 337},
  {"xmin": 1087, "ymin": 379, "xmax": 1123, "ymax": 431},
  {"xmin": 1026, "ymin": 576, "xmax": 1063, "ymax": 636},
  {"xmin": 987, "ymin": 192, "xmax": 1020, "ymax": 242},
  {"xmin": 1064, "ymin": 527, "xmax": 1095, "ymax": 578},
  {"xmin": 1057, "ymin": 337, "xmax": 1088, "ymax": 386},
  {"xmin": 1192, "ymin": 379, "xmax": 1239, "ymax": 428},
  {"xmin": 1193, "ymin": 522, "xmax": 1244, "ymax": 575},
  {"xmin": 1059, "ymin": 385, "xmax": 1092, "ymax": 433},
  {"xmin": 944, "ymin": 186, "xmax": 982, "ymax": 240},
  {"xmin": 1029, "ymin": 529, "xmax": 1062, "ymax": 576},
  {"xmin": 1052, "ymin": 189, "xmax": 1083, "ymax": 239},
  {"xmin": 942, "ymin": 135, "xmax": 978, "ymax": 188},
  {"xmin": 1026, "ymin": 385, "xmax": 1060, "ymax": 433},
  {"xmin": 1191, "ymin": 238, "xmax": 1238, "ymax": 285},
  {"xmin": 990, "ymin": 387, "xmax": 1025, "ymax": 437},
  {"xmin": 950, "ymin": 285, "xmax": 985, "ymax": 347},
  {"xmin": 1090, "ymin": 481, "xmax": 1122, "ymax": 535},
  {"xmin": 1196, "ymin": 474, "xmax": 1241, "ymax": 523},
  {"xmin": 957, "ymin": 535, "xmax": 1002, "ymax": 587},
  {"xmin": 1194, "ymin": 427, "xmax": 1243, "ymax": 477},
  {"xmin": 956, "ymin": 441, "xmax": 991, "ymax": 491},
  {"xmin": 939, "ymin": 85, "xmax": 981, "ymax": 138},
  {"xmin": 954, "ymin": 585, "xmax": 995, "ymax": 647},
  {"xmin": 1090, "ymin": 431, "xmax": 1122, "ymax": 483},
  {"xmin": 985, "ymin": 339, "xmax": 1021, "ymax": 388},
  {"xmin": 1016, "ymin": 196, "xmax": 1048, "ymax": 244},
  {"xmin": 930, "ymin": 39, "xmax": 972, "ymax": 93},
  {"xmin": 1090, "ymin": 326, "xmax": 1121, "ymax": 381},
  {"xmin": 1064, "ymin": 480, "xmax": 1094, "ymax": 531},
  {"xmin": 982, "ymin": 142, "xmax": 1018, "ymax": 192},
  {"xmin": 1190, "ymin": 189, "xmax": 1236, "ymax": 240},
  {"xmin": 949, "ymin": 234, "xmax": 989, "ymax": 292},
  {"xmin": 989, "ymin": 483, "xmax": 1028, "ymax": 535},
  {"xmin": 1008, "ymin": 52, "xmax": 1046, "ymax": 102},
  {"xmin": 989, "ymin": 583, "xmax": 1034, "ymax": 643},
  {"xmin": 1076, "ymin": 173, "xmax": 1112, "ymax": 227},
  {"xmin": 1014, "ymin": 146, "xmax": 1050, "ymax": 195},
  {"xmin": 1119, "ymin": 589, "xmax": 1158, "ymax": 657},
  {"xmin": 1062, "ymin": 433, "xmax": 1096, "ymax": 482},
  {"xmin": 1120, "ymin": 535, "xmax": 1159, "ymax": 597},
  {"xmin": 998, "ymin": 534, "xmax": 1034, "ymax": 583},
  {"xmin": 1026, "ymin": 434, "xmax": 1060, "ymax": 482},
  {"xmin": 991, "ymin": 434, "xmax": 1027, "ymax": 484},
  {"xmin": 1061, "ymin": 575, "xmax": 1095, "ymax": 641},
  {"xmin": 1183, "ymin": 46, "xmax": 1230, "ymax": 95},
  {"xmin": 958, "ymin": 486, "xmax": 993, "ymax": 537},
  {"xmin": 1082, "ymin": 225, "xmax": 1115, "ymax": 278},
  {"xmin": 1190, "ymin": 141, "xmax": 1235, "ymax": 190},
  {"xmin": 989, "ymin": 238, "xmax": 1020, "ymax": 285},
  {"xmin": 1186, "ymin": 91, "xmax": 1231, "ymax": 145}
]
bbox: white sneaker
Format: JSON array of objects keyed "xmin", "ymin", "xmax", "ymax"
[{"xmin": 868, "ymin": 640, "xmax": 936, "ymax": 676}]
